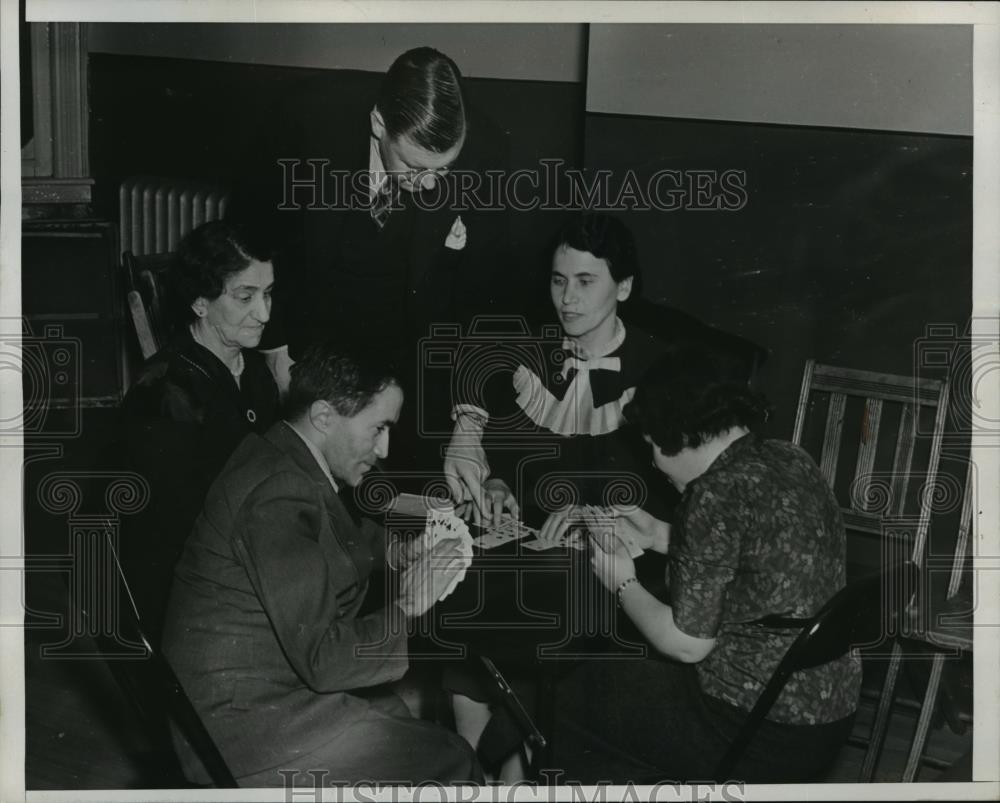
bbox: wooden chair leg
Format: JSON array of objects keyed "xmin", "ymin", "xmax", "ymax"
[
  {"xmin": 901, "ymin": 653, "xmax": 942, "ymax": 729},
  {"xmin": 938, "ymin": 662, "xmax": 968, "ymax": 735},
  {"xmin": 860, "ymin": 644, "xmax": 904, "ymax": 781},
  {"xmin": 902, "ymin": 652, "xmax": 946, "ymax": 782}
]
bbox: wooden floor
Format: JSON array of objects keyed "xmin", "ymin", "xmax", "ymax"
[{"xmin": 21, "ymin": 573, "xmax": 972, "ymax": 791}]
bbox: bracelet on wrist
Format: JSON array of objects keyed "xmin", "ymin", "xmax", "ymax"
[{"xmin": 616, "ymin": 576, "xmax": 638, "ymax": 608}]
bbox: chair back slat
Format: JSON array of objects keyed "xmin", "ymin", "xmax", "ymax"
[
  {"xmin": 854, "ymin": 399, "xmax": 883, "ymax": 512},
  {"xmin": 910, "ymin": 382, "xmax": 951, "ymax": 564},
  {"xmin": 791, "ymin": 359, "xmax": 816, "ymax": 445},
  {"xmin": 819, "ymin": 393, "xmax": 846, "ymax": 486},
  {"xmin": 948, "ymin": 461, "xmax": 975, "ymax": 599},
  {"xmin": 888, "ymin": 405, "xmax": 916, "ymax": 518},
  {"xmin": 127, "ymin": 290, "xmax": 159, "ymax": 361},
  {"xmin": 791, "ymin": 360, "xmax": 950, "ymax": 572},
  {"xmin": 122, "ymin": 251, "xmax": 174, "ymax": 363}
]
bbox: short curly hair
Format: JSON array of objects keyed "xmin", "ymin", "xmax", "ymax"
[
  {"xmin": 286, "ymin": 341, "xmax": 400, "ymax": 421},
  {"xmin": 625, "ymin": 342, "xmax": 769, "ymax": 456},
  {"xmin": 168, "ymin": 220, "xmax": 274, "ymax": 325}
]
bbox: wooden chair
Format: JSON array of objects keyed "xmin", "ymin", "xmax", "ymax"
[
  {"xmin": 122, "ymin": 250, "xmax": 174, "ymax": 362},
  {"xmin": 77, "ymin": 529, "xmax": 238, "ymax": 788},
  {"xmin": 790, "ymin": 359, "xmax": 951, "ymax": 780},
  {"xmin": 715, "ymin": 561, "xmax": 920, "ymax": 779},
  {"xmin": 898, "ymin": 457, "xmax": 974, "ymax": 780}
]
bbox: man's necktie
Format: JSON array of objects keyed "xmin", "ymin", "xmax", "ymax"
[{"xmin": 370, "ymin": 182, "xmax": 396, "ymax": 230}]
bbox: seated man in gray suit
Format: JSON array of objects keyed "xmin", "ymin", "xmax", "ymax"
[{"xmin": 162, "ymin": 343, "xmax": 481, "ymax": 787}]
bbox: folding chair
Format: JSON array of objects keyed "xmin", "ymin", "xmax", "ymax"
[
  {"xmin": 790, "ymin": 359, "xmax": 951, "ymax": 780},
  {"xmin": 715, "ymin": 561, "xmax": 920, "ymax": 779},
  {"xmin": 75, "ymin": 531, "xmax": 238, "ymax": 788}
]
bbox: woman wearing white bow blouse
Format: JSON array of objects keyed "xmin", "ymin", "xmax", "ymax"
[
  {"xmin": 440, "ymin": 214, "xmax": 670, "ymax": 780},
  {"xmin": 445, "ymin": 213, "xmax": 667, "ymax": 538}
]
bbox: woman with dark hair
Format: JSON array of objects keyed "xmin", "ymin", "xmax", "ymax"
[
  {"xmin": 445, "ymin": 212, "xmax": 661, "ymax": 531},
  {"xmin": 441, "ymin": 213, "xmax": 669, "ymax": 779},
  {"xmin": 119, "ymin": 220, "xmax": 280, "ymax": 641},
  {"xmin": 553, "ymin": 343, "xmax": 861, "ymax": 783}
]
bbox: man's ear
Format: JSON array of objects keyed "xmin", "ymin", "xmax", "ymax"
[
  {"xmin": 616, "ymin": 277, "xmax": 634, "ymax": 303},
  {"xmin": 370, "ymin": 107, "xmax": 386, "ymax": 140},
  {"xmin": 308, "ymin": 399, "xmax": 334, "ymax": 433}
]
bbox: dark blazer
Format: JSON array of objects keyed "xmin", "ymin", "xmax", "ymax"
[
  {"xmin": 161, "ymin": 421, "xmax": 409, "ymax": 781},
  {"xmin": 230, "ymin": 71, "xmax": 511, "ymax": 359}
]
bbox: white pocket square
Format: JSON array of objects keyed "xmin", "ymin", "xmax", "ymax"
[{"xmin": 445, "ymin": 215, "xmax": 467, "ymax": 251}]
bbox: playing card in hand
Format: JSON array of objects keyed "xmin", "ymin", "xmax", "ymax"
[
  {"xmin": 578, "ymin": 505, "xmax": 644, "ymax": 559},
  {"xmin": 422, "ymin": 509, "xmax": 473, "ymax": 601}
]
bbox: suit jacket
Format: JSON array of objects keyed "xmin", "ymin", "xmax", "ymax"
[
  {"xmin": 230, "ymin": 71, "xmax": 511, "ymax": 359},
  {"xmin": 162, "ymin": 421, "xmax": 409, "ymax": 781}
]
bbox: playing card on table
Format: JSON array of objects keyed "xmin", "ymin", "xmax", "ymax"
[
  {"xmin": 520, "ymin": 528, "xmax": 586, "ymax": 552},
  {"xmin": 472, "ymin": 515, "xmax": 536, "ymax": 550}
]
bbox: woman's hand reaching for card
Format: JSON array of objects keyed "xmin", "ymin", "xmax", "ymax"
[
  {"xmin": 537, "ymin": 506, "xmax": 577, "ymax": 548},
  {"xmin": 479, "ymin": 477, "xmax": 520, "ymax": 528}
]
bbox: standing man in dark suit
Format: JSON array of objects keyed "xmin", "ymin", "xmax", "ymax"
[
  {"xmin": 162, "ymin": 344, "xmax": 481, "ymax": 787},
  {"xmin": 232, "ymin": 47, "xmax": 510, "ymax": 472}
]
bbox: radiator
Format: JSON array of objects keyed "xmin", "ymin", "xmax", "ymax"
[{"xmin": 118, "ymin": 176, "xmax": 231, "ymax": 258}]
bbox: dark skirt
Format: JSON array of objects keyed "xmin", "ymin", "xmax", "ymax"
[{"xmin": 551, "ymin": 654, "xmax": 855, "ymax": 784}]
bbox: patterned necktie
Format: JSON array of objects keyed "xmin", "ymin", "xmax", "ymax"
[{"xmin": 370, "ymin": 181, "xmax": 396, "ymax": 230}]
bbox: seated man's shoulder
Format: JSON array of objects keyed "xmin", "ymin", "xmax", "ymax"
[{"xmin": 224, "ymin": 429, "xmax": 299, "ymax": 482}]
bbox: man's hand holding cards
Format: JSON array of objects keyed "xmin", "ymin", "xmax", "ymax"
[{"xmin": 398, "ymin": 506, "xmax": 474, "ymax": 615}]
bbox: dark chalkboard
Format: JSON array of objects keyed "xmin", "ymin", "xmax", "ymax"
[{"xmin": 584, "ymin": 114, "xmax": 973, "ymax": 440}]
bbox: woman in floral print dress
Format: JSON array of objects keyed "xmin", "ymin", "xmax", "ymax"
[{"xmin": 555, "ymin": 342, "xmax": 861, "ymax": 783}]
